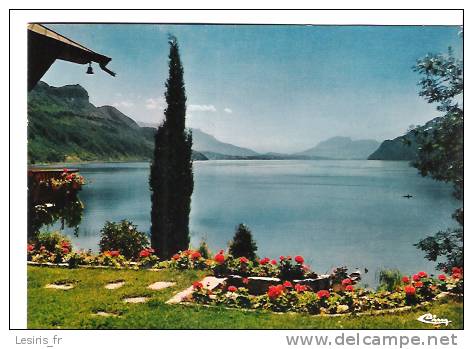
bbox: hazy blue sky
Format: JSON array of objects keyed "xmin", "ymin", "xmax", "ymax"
[{"xmin": 41, "ymin": 24, "xmax": 462, "ymax": 153}]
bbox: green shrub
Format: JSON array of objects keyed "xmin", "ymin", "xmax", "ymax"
[
  {"xmin": 228, "ymin": 224, "xmax": 258, "ymax": 260},
  {"xmin": 197, "ymin": 239, "xmax": 211, "ymax": 259},
  {"xmin": 377, "ymin": 268, "xmax": 402, "ymax": 291},
  {"xmin": 98, "ymin": 220, "xmax": 150, "ymax": 260},
  {"xmin": 34, "ymin": 231, "xmax": 71, "ymax": 252}
]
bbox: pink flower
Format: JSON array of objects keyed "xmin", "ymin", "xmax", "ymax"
[
  {"xmin": 110, "ymin": 250, "xmax": 120, "ymax": 257},
  {"xmin": 417, "ymin": 271, "xmax": 428, "ymax": 278},
  {"xmin": 404, "ymin": 285, "xmax": 416, "ymax": 295},
  {"xmin": 191, "ymin": 251, "xmax": 202, "ymax": 260},
  {"xmin": 239, "ymin": 257, "xmax": 249, "ymax": 264},
  {"xmin": 192, "ymin": 282, "xmax": 203, "ymax": 290},
  {"xmin": 341, "ymin": 278, "xmax": 352, "ymax": 286},
  {"xmin": 295, "ymin": 284, "xmax": 308, "ymax": 293},
  {"xmin": 242, "ymin": 277, "xmax": 249, "ymax": 285},
  {"xmin": 214, "ymin": 253, "xmax": 225, "ymax": 264},
  {"xmin": 294, "ymin": 255, "xmax": 304, "ymax": 264},
  {"xmin": 267, "ymin": 285, "xmax": 285, "ymax": 299},
  {"xmin": 62, "ymin": 247, "xmax": 69, "ymax": 255},
  {"xmin": 259, "ymin": 257, "xmax": 270, "ymax": 265},
  {"xmin": 317, "ymin": 290, "xmax": 330, "ymax": 299}
]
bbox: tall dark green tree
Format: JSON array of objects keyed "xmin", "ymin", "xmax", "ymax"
[
  {"xmin": 150, "ymin": 36, "xmax": 194, "ymax": 259},
  {"xmin": 411, "ymin": 46, "xmax": 463, "ymax": 271}
]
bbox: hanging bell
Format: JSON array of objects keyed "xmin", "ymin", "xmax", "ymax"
[{"xmin": 86, "ymin": 62, "xmax": 94, "ymax": 74}]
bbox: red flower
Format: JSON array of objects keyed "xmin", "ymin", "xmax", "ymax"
[
  {"xmin": 27, "ymin": 244, "xmax": 34, "ymax": 252},
  {"xmin": 40, "ymin": 246, "xmax": 46, "ymax": 251},
  {"xmin": 404, "ymin": 285, "xmax": 416, "ymax": 295},
  {"xmin": 412, "ymin": 274, "xmax": 420, "ymax": 282},
  {"xmin": 294, "ymin": 255, "xmax": 304, "ymax": 264},
  {"xmin": 63, "ymin": 168, "xmax": 69, "ymax": 173},
  {"xmin": 228, "ymin": 286, "xmax": 237, "ymax": 292},
  {"xmin": 283, "ymin": 281, "xmax": 292, "ymax": 288},
  {"xmin": 148, "ymin": 248, "xmax": 155, "ymax": 253},
  {"xmin": 452, "ymin": 272, "xmax": 462, "ymax": 279},
  {"xmin": 172, "ymin": 254, "xmax": 180, "ymax": 260},
  {"xmin": 295, "ymin": 284, "xmax": 308, "ymax": 293},
  {"xmin": 401, "ymin": 276, "xmax": 410, "ymax": 283},
  {"xmin": 451, "ymin": 267, "xmax": 462, "ymax": 274},
  {"xmin": 279, "ymin": 256, "xmax": 285, "ymax": 261},
  {"xmin": 239, "ymin": 257, "xmax": 249, "ymax": 264},
  {"xmin": 139, "ymin": 249, "xmax": 151, "ymax": 258},
  {"xmin": 110, "ymin": 250, "xmax": 120, "ymax": 257},
  {"xmin": 259, "ymin": 257, "xmax": 270, "ymax": 265},
  {"xmin": 341, "ymin": 278, "xmax": 352, "ymax": 286},
  {"xmin": 61, "ymin": 241, "xmax": 70, "ymax": 248},
  {"xmin": 414, "ymin": 281, "xmax": 423, "ymax": 288},
  {"xmin": 192, "ymin": 281, "xmax": 203, "ymax": 290},
  {"xmin": 267, "ymin": 285, "xmax": 284, "ymax": 299},
  {"xmin": 345, "ymin": 285, "xmax": 354, "ymax": 292},
  {"xmin": 286, "ymin": 256, "xmax": 292, "ymax": 260},
  {"xmin": 417, "ymin": 271, "xmax": 428, "ymax": 278},
  {"xmin": 66, "ymin": 174, "xmax": 73, "ymax": 181},
  {"xmin": 214, "ymin": 253, "xmax": 225, "ymax": 264},
  {"xmin": 242, "ymin": 277, "xmax": 249, "ymax": 285},
  {"xmin": 270, "ymin": 259, "xmax": 277, "ymax": 265},
  {"xmin": 438, "ymin": 274, "xmax": 446, "ymax": 281},
  {"xmin": 191, "ymin": 251, "xmax": 202, "ymax": 260},
  {"xmin": 62, "ymin": 247, "xmax": 69, "ymax": 255},
  {"xmin": 317, "ymin": 290, "xmax": 330, "ymax": 299}
]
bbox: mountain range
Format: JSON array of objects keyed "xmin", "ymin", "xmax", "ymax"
[
  {"xmin": 295, "ymin": 137, "xmax": 380, "ymax": 160},
  {"xmin": 28, "ymin": 82, "xmax": 426, "ymax": 163}
]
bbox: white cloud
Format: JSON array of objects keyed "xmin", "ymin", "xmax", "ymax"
[
  {"xmin": 145, "ymin": 97, "xmax": 165, "ymax": 110},
  {"xmin": 224, "ymin": 107, "xmax": 233, "ymax": 114},
  {"xmin": 188, "ymin": 104, "xmax": 217, "ymax": 112},
  {"xmin": 113, "ymin": 100, "xmax": 134, "ymax": 108}
]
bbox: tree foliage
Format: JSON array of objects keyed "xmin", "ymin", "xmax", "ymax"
[
  {"xmin": 149, "ymin": 36, "xmax": 194, "ymax": 259},
  {"xmin": 229, "ymin": 224, "xmax": 258, "ymax": 260},
  {"xmin": 99, "ymin": 220, "xmax": 150, "ymax": 260},
  {"xmin": 411, "ymin": 46, "xmax": 463, "ymax": 271}
]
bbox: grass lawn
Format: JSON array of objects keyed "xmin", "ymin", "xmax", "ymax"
[{"xmin": 27, "ymin": 266, "xmax": 463, "ymax": 329}]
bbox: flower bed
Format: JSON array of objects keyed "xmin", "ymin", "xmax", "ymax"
[{"xmin": 190, "ymin": 269, "xmax": 463, "ymax": 315}]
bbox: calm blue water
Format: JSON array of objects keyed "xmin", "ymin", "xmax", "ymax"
[{"xmin": 53, "ymin": 160, "xmax": 459, "ymax": 285}]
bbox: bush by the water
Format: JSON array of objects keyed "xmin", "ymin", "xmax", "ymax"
[
  {"xmin": 377, "ymin": 268, "xmax": 402, "ymax": 291},
  {"xmin": 99, "ymin": 220, "xmax": 150, "ymax": 260},
  {"xmin": 229, "ymin": 224, "xmax": 258, "ymax": 260}
]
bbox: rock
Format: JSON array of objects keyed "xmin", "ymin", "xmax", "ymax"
[
  {"xmin": 148, "ymin": 281, "xmax": 175, "ymax": 290},
  {"xmin": 293, "ymin": 275, "xmax": 331, "ymax": 291},
  {"xmin": 166, "ymin": 276, "xmax": 226, "ymax": 304},
  {"xmin": 123, "ymin": 296, "xmax": 149, "ymax": 303},
  {"xmin": 105, "ymin": 281, "xmax": 125, "ymax": 289}
]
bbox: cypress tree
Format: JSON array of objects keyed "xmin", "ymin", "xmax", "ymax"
[{"xmin": 150, "ymin": 36, "xmax": 193, "ymax": 259}]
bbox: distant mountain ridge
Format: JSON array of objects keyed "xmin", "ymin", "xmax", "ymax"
[
  {"xmin": 27, "ymin": 82, "xmax": 207, "ymax": 163},
  {"xmin": 368, "ymin": 118, "xmax": 442, "ymax": 161},
  {"xmin": 295, "ymin": 136, "xmax": 380, "ymax": 160},
  {"xmin": 137, "ymin": 122, "xmax": 259, "ymax": 157}
]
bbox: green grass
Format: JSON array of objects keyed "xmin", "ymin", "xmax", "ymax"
[{"xmin": 27, "ymin": 266, "xmax": 464, "ymax": 329}]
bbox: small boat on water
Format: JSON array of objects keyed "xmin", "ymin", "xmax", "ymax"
[{"xmin": 403, "ymin": 194, "xmax": 413, "ymax": 198}]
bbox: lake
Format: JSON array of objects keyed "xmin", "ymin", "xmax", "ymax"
[{"xmin": 56, "ymin": 160, "xmax": 459, "ymax": 285}]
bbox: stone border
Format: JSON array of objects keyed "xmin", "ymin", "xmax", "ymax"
[
  {"xmin": 27, "ymin": 261, "xmax": 163, "ymax": 272},
  {"xmin": 177, "ymin": 300, "xmax": 433, "ymax": 318}
]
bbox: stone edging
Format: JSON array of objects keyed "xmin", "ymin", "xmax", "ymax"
[{"xmin": 27, "ymin": 261, "xmax": 163, "ymax": 272}]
